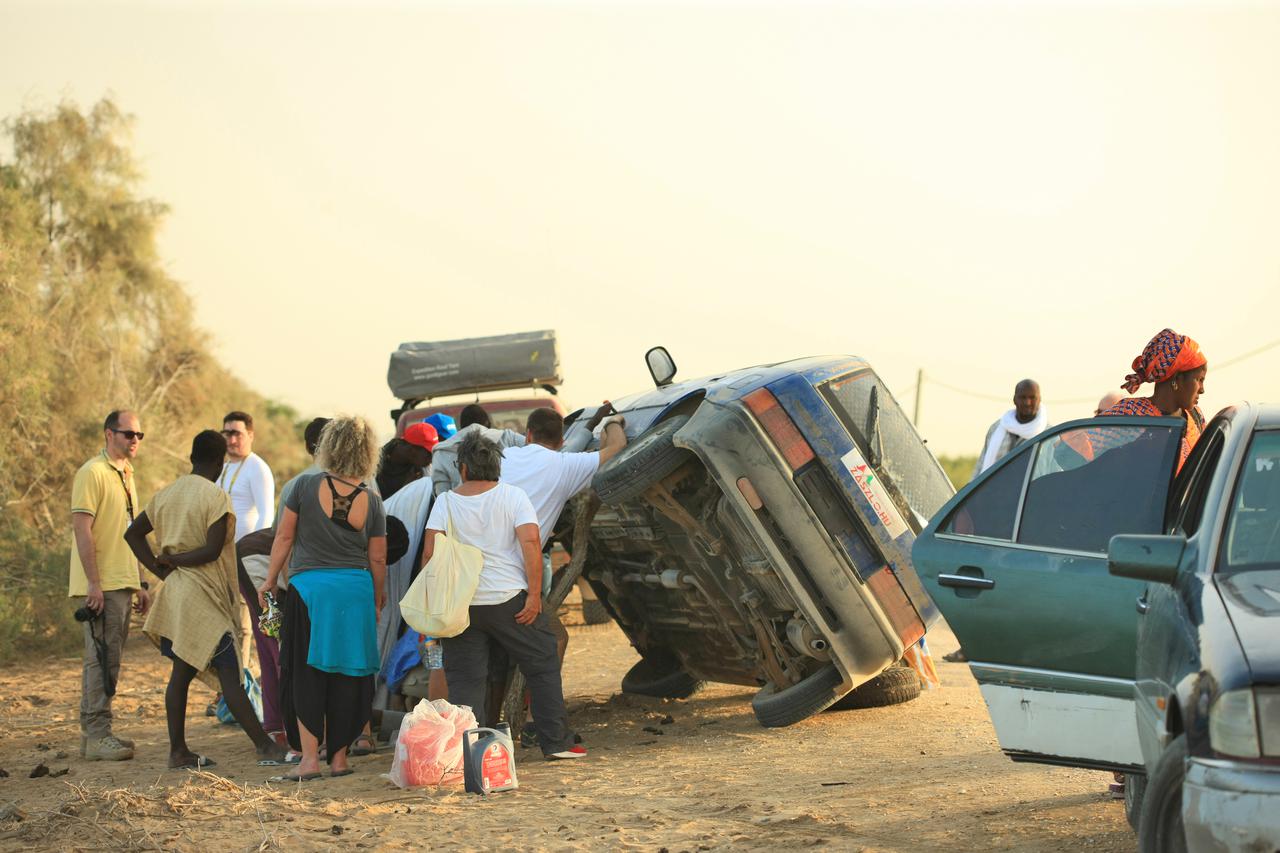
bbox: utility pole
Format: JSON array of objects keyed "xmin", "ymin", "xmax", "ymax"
[{"xmin": 913, "ymin": 369, "xmax": 923, "ymax": 426}]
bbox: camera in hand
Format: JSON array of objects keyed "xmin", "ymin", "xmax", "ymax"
[{"xmin": 74, "ymin": 605, "xmax": 101, "ymax": 622}]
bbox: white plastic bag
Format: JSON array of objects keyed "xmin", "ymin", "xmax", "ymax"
[
  {"xmin": 400, "ymin": 495, "xmax": 483, "ymax": 638},
  {"xmin": 388, "ymin": 699, "xmax": 478, "ymax": 788}
]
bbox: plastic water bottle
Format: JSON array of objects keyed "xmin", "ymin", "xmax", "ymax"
[{"xmin": 424, "ymin": 638, "xmax": 443, "ymax": 670}]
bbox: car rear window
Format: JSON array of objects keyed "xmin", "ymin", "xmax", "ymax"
[
  {"xmin": 1223, "ymin": 430, "xmax": 1280, "ymax": 571},
  {"xmin": 821, "ymin": 371, "xmax": 954, "ymax": 524}
]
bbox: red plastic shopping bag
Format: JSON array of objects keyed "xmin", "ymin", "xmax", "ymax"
[{"xmin": 388, "ymin": 699, "xmax": 478, "ymax": 788}]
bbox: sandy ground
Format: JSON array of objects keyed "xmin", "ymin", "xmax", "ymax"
[{"xmin": 0, "ymin": 601, "xmax": 1136, "ymax": 852}]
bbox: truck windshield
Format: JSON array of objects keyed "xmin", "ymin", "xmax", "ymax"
[
  {"xmin": 822, "ymin": 371, "xmax": 954, "ymax": 524},
  {"xmin": 1222, "ymin": 430, "xmax": 1280, "ymax": 572}
]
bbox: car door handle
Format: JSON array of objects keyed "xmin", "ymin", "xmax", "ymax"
[
  {"xmin": 938, "ymin": 574, "xmax": 996, "ymax": 590},
  {"xmin": 1136, "ymin": 595, "xmax": 1149, "ymax": 615}
]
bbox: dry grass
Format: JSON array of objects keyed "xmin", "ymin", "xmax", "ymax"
[{"xmin": 0, "ymin": 771, "xmax": 413, "ymax": 851}]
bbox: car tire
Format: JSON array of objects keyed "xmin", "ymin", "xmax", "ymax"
[
  {"xmin": 826, "ymin": 664, "xmax": 922, "ymax": 712},
  {"xmin": 1124, "ymin": 772, "xmax": 1147, "ymax": 832},
  {"xmin": 592, "ymin": 415, "xmax": 693, "ymax": 505},
  {"xmin": 621, "ymin": 656, "xmax": 705, "ymax": 699},
  {"xmin": 1137, "ymin": 734, "xmax": 1188, "ymax": 853},
  {"xmin": 581, "ymin": 598, "xmax": 611, "ymax": 625},
  {"xmin": 751, "ymin": 663, "xmax": 844, "ymax": 728}
]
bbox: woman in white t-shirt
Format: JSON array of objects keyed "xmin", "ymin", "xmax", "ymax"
[{"xmin": 422, "ymin": 433, "xmax": 584, "ymax": 760}]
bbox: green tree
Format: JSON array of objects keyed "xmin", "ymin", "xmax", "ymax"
[
  {"xmin": 936, "ymin": 455, "xmax": 977, "ymax": 491},
  {"xmin": 0, "ymin": 98, "xmax": 310, "ymax": 658}
]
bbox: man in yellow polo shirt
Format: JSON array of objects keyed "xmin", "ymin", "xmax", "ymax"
[{"xmin": 70, "ymin": 410, "xmax": 152, "ymax": 761}]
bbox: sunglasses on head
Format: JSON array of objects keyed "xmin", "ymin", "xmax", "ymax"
[{"xmin": 111, "ymin": 428, "xmax": 145, "ymax": 441}]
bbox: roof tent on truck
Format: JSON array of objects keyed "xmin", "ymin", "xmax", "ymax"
[{"xmin": 387, "ymin": 329, "xmax": 565, "ymax": 431}]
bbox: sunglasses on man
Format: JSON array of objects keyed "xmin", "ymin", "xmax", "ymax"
[
  {"xmin": 220, "ymin": 428, "xmax": 246, "ymax": 438},
  {"xmin": 110, "ymin": 428, "xmax": 145, "ymax": 441}
]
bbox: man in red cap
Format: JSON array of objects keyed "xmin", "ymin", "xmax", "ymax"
[{"xmin": 376, "ymin": 421, "xmax": 439, "ymax": 499}]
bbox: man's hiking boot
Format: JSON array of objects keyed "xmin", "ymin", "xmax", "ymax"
[
  {"xmin": 83, "ymin": 735, "xmax": 134, "ymax": 761},
  {"xmin": 80, "ymin": 734, "xmax": 135, "ymax": 757}
]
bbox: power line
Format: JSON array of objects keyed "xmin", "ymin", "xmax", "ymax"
[
  {"xmin": 923, "ymin": 377, "xmax": 1009, "ymax": 403},
  {"xmin": 924, "ymin": 376, "xmax": 1095, "ymax": 405},
  {"xmin": 1215, "ymin": 336, "xmax": 1280, "ymax": 371},
  {"xmin": 920, "ymin": 336, "xmax": 1278, "ymax": 406}
]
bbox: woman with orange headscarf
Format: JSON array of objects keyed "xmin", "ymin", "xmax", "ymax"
[{"xmin": 1100, "ymin": 328, "xmax": 1208, "ymax": 472}]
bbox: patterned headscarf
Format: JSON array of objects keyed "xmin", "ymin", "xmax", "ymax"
[{"xmin": 1122, "ymin": 329, "xmax": 1207, "ymax": 394}]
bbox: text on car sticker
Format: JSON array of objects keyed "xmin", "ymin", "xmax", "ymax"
[{"xmin": 840, "ymin": 446, "xmax": 908, "ymax": 540}]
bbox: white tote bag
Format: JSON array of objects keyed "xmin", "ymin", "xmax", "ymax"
[{"xmin": 400, "ymin": 495, "xmax": 484, "ymax": 638}]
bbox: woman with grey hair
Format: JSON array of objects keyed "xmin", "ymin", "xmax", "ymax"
[
  {"xmin": 259, "ymin": 416, "xmax": 388, "ymax": 780},
  {"xmin": 421, "ymin": 432, "xmax": 583, "ymax": 759}
]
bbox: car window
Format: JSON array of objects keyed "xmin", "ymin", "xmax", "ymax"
[
  {"xmin": 1171, "ymin": 426, "xmax": 1226, "ymax": 537},
  {"xmin": 822, "ymin": 371, "xmax": 953, "ymax": 523},
  {"xmin": 1222, "ymin": 431, "xmax": 1280, "ymax": 571},
  {"xmin": 942, "ymin": 450, "xmax": 1031, "ymax": 540},
  {"xmin": 1016, "ymin": 423, "xmax": 1182, "ymax": 553}
]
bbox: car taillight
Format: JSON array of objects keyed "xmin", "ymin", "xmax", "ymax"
[{"xmin": 744, "ymin": 388, "xmax": 815, "ymax": 470}]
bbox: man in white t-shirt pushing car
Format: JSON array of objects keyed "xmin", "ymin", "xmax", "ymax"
[
  {"xmin": 494, "ymin": 405, "xmax": 626, "ymax": 745},
  {"xmin": 500, "ymin": 405, "xmax": 628, "ymax": 554},
  {"xmin": 423, "ymin": 433, "xmax": 586, "ymax": 759}
]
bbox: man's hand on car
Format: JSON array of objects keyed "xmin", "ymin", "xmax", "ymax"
[{"xmin": 585, "ymin": 401, "xmax": 617, "ymax": 433}]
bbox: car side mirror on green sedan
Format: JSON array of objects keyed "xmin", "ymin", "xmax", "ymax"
[{"xmin": 1108, "ymin": 534, "xmax": 1187, "ymax": 585}]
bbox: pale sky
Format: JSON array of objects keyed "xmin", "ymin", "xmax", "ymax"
[{"xmin": 3, "ymin": 0, "xmax": 1277, "ymax": 456}]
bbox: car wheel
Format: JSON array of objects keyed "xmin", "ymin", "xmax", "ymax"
[
  {"xmin": 621, "ymin": 656, "xmax": 705, "ymax": 699},
  {"xmin": 751, "ymin": 664, "xmax": 843, "ymax": 728},
  {"xmin": 592, "ymin": 415, "xmax": 693, "ymax": 505},
  {"xmin": 1137, "ymin": 734, "xmax": 1188, "ymax": 853},
  {"xmin": 581, "ymin": 598, "xmax": 612, "ymax": 625},
  {"xmin": 1124, "ymin": 772, "xmax": 1147, "ymax": 832},
  {"xmin": 826, "ymin": 664, "xmax": 921, "ymax": 712}
]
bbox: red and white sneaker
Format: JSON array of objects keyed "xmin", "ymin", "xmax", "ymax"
[{"xmin": 546, "ymin": 745, "xmax": 587, "ymax": 760}]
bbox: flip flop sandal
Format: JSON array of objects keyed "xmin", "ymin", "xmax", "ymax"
[
  {"xmin": 173, "ymin": 755, "xmax": 216, "ymax": 769},
  {"xmin": 330, "ymin": 769, "xmax": 354, "ymax": 778},
  {"xmin": 269, "ymin": 772, "xmax": 322, "ymax": 783},
  {"xmin": 349, "ymin": 735, "xmax": 376, "ymax": 756},
  {"xmin": 257, "ymin": 756, "xmax": 290, "ymax": 766}
]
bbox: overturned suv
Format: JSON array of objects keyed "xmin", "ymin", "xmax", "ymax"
[{"xmin": 570, "ymin": 348, "xmax": 953, "ymax": 727}]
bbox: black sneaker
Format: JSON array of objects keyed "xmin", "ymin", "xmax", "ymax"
[{"xmin": 521, "ymin": 724, "xmax": 583, "ymax": 749}]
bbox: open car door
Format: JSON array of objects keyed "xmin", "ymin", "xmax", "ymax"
[{"xmin": 913, "ymin": 416, "xmax": 1185, "ymax": 773}]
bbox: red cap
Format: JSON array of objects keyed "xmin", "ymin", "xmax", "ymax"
[{"xmin": 403, "ymin": 421, "xmax": 439, "ymax": 452}]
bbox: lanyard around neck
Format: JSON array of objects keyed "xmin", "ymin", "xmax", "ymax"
[
  {"xmin": 220, "ymin": 457, "xmax": 248, "ymax": 493},
  {"xmin": 103, "ymin": 451, "xmax": 135, "ymax": 521}
]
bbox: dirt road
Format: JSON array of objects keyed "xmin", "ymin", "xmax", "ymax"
[{"xmin": 0, "ymin": 610, "xmax": 1135, "ymax": 851}]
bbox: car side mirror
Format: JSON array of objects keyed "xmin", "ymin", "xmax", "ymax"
[
  {"xmin": 646, "ymin": 346, "xmax": 677, "ymax": 387},
  {"xmin": 1108, "ymin": 534, "xmax": 1187, "ymax": 585}
]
